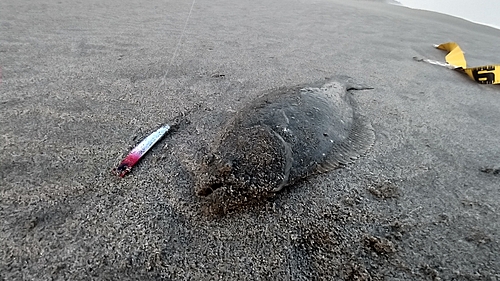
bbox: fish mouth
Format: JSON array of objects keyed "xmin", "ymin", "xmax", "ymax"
[{"xmin": 197, "ymin": 182, "xmax": 223, "ymax": 196}]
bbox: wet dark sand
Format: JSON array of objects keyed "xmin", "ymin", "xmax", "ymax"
[{"xmin": 1, "ymin": 0, "xmax": 499, "ymax": 279}]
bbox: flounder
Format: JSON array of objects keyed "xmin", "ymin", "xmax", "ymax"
[{"xmin": 196, "ymin": 79, "xmax": 375, "ymax": 210}]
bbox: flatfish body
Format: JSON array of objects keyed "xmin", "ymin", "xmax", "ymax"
[{"xmin": 196, "ymin": 79, "xmax": 375, "ymax": 209}]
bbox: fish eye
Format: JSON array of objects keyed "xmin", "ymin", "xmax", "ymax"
[{"xmin": 203, "ymin": 154, "xmax": 215, "ymax": 164}]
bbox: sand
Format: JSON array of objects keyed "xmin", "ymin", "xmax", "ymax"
[{"xmin": 1, "ymin": 0, "xmax": 499, "ymax": 280}]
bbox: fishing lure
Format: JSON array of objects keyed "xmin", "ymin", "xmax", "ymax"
[{"xmin": 114, "ymin": 124, "xmax": 171, "ymax": 177}]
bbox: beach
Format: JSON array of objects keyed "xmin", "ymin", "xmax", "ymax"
[{"xmin": 1, "ymin": 0, "xmax": 499, "ymax": 279}]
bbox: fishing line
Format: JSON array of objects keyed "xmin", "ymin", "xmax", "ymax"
[
  {"xmin": 161, "ymin": 0, "xmax": 196, "ymax": 86},
  {"xmin": 114, "ymin": 0, "xmax": 197, "ymax": 177}
]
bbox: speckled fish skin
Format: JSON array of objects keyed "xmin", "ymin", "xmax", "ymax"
[{"xmin": 196, "ymin": 79, "xmax": 375, "ymax": 209}]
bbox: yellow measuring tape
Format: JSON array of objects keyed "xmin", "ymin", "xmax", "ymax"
[{"xmin": 435, "ymin": 42, "xmax": 500, "ymax": 84}]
